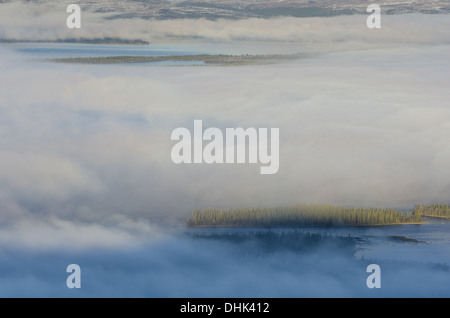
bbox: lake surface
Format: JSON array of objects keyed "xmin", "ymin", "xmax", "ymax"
[
  {"xmin": 186, "ymin": 217, "xmax": 450, "ymax": 264},
  {"xmin": 182, "ymin": 219, "xmax": 450, "ymax": 296},
  {"xmin": 5, "ymin": 42, "xmax": 312, "ymax": 64},
  {"xmin": 11, "ymin": 43, "xmax": 207, "ymax": 59}
]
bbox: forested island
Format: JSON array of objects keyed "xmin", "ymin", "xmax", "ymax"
[
  {"xmin": 48, "ymin": 54, "xmax": 297, "ymax": 66},
  {"xmin": 186, "ymin": 203, "xmax": 450, "ymax": 227},
  {"xmin": 55, "ymin": 37, "xmax": 150, "ymax": 45},
  {"xmin": 416, "ymin": 203, "xmax": 450, "ymax": 219}
]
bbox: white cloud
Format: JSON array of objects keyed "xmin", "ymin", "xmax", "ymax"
[
  {"xmin": 0, "ymin": 151, "xmax": 102, "ymax": 200},
  {"xmin": 0, "ymin": 14, "xmax": 449, "ymax": 246}
]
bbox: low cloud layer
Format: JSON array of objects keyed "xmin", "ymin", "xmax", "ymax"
[
  {"xmin": 1, "ymin": 1, "xmax": 450, "ymax": 49},
  {"xmin": 1, "ymin": 35, "xmax": 450, "ymax": 232},
  {"xmin": 0, "ymin": 9, "xmax": 449, "ymax": 296}
]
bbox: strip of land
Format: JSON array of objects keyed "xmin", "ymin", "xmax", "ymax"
[
  {"xmin": 418, "ymin": 203, "xmax": 450, "ymax": 219},
  {"xmin": 186, "ymin": 204, "xmax": 426, "ymax": 227},
  {"xmin": 186, "ymin": 203, "xmax": 450, "ymax": 227},
  {"xmin": 47, "ymin": 54, "xmax": 300, "ymax": 66}
]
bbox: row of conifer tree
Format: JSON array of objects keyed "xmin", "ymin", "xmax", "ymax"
[{"xmin": 186, "ymin": 203, "xmax": 450, "ymax": 227}]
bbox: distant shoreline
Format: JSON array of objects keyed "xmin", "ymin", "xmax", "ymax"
[
  {"xmin": 47, "ymin": 54, "xmax": 299, "ymax": 66},
  {"xmin": 186, "ymin": 222, "xmax": 427, "ymax": 228},
  {"xmin": 0, "ymin": 38, "xmax": 150, "ymax": 45}
]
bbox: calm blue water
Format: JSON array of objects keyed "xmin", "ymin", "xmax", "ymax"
[
  {"xmin": 185, "ymin": 218, "xmax": 450, "ymax": 264},
  {"xmin": 11, "ymin": 43, "xmax": 208, "ymax": 59}
]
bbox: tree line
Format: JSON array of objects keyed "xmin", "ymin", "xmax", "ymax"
[
  {"xmin": 414, "ymin": 203, "xmax": 450, "ymax": 219},
  {"xmin": 186, "ymin": 204, "xmax": 426, "ymax": 227}
]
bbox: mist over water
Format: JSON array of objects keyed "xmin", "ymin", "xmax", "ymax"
[
  {"xmin": 1, "ymin": 11, "xmax": 450, "ymax": 297},
  {"xmin": 1, "ymin": 226, "xmax": 450, "ymax": 297}
]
